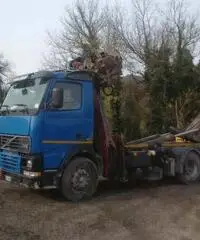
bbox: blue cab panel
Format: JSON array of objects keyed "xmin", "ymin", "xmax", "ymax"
[{"xmin": 0, "ymin": 116, "xmax": 31, "ymax": 135}]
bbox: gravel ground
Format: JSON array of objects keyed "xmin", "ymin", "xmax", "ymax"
[{"xmin": 1, "ymin": 180, "xmax": 200, "ymax": 240}]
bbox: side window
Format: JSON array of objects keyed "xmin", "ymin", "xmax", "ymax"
[{"xmin": 55, "ymin": 82, "xmax": 82, "ymax": 110}]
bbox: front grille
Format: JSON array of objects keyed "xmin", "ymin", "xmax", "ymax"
[
  {"xmin": 0, "ymin": 135, "xmax": 30, "ymax": 153},
  {"xmin": 0, "ymin": 151, "xmax": 21, "ymax": 174}
]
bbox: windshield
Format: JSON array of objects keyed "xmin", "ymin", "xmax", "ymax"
[{"xmin": 1, "ymin": 77, "xmax": 48, "ymax": 114}]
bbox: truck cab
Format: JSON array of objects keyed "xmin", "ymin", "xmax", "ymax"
[{"xmin": 0, "ymin": 70, "xmax": 103, "ymax": 201}]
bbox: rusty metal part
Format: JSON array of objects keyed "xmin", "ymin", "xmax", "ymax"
[{"xmin": 125, "ymin": 142, "xmax": 200, "ymax": 150}]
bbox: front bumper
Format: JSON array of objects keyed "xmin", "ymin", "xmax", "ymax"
[
  {"xmin": 0, "ymin": 149, "xmax": 58, "ymax": 189},
  {"xmin": 0, "ymin": 170, "xmax": 57, "ymax": 189}
]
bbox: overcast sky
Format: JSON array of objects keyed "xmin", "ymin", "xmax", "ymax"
[{"xmin": 0, "ymin": 0, "xmax": 200, "ymax": 75}]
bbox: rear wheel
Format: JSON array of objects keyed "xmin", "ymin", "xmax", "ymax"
[
  {"xmin": 178, "ymin": 151, "xmax": 200, "ymax": 184},
  {"xmin": 61, "ymin": 157, "xmax": 98, "ymax": 202}
]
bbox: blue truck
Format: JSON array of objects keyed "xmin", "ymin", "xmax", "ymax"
[{"xmin": 0, "ymin": 70, "xmax": 200, "ymax": 201}]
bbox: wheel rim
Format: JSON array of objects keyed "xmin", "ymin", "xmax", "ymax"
[
  {"xmin": 71, "ymin": 167, "xmax": 90, "ymax": 193},
  {"xmin": 184, "ymin": 158, "xmax": 199, "ymax": 180}
]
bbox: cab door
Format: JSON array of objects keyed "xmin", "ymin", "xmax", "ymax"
[{"xmin": 42, "ymin": 79, "xmax": 94, "ymax": 170}]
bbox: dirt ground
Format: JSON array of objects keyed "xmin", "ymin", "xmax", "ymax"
[{"xmin": 1, "ymin": 180, "xmax": 200, "ymax": 240}]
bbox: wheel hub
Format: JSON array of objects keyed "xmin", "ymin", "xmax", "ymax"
[
  {"xmin": 72, "ymin": 168, "xmax": 90, "ymax": 191},
  {"xmin": 184, "ymin": 158, "xmax": 198, "ymax": 179}
]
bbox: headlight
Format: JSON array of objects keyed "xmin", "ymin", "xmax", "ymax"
[
  {"xmin": 23, "ymin": 154, "xmax": 43, "ymax": 172},
  {"xmin": 27, "ymin": 160, "xmax": 32, "ymax": 169}
]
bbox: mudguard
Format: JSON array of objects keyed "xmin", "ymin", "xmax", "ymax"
[{"xmin": 57, "ymin": 144, "xmax": 103, "ymax": 178}]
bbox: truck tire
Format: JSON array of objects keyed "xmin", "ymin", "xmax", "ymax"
[
  {"xmin": 178, "ymin": 151, "xmax": 200, "ymax": 184},
  {"xmin": 61, "ymin": 157, "xmax": 98, "ymax": 202}
]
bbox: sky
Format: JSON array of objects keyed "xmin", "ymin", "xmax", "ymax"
[
  {"xmin": 0, "ymin": 0, "xmax": 68, "ymax": 75},
  {"xmin": 0, "ymin": 0, "xmax": 200, "ymax": 75}
]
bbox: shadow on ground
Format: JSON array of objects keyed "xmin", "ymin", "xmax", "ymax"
[{"xmin": 31, "ymin": 177, "xmax": 180, "ymax": 203}]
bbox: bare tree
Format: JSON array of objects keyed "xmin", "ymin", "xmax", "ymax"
[
  {"xmin": 0, "ymin": 53, "xmax": 11, "ymax": 102},
  {"xmin": 108, "ymin": 0, "xmax": 200, "ymax": 72},
  {"xmin": 108, "ymin": 0, "xmax": 200, "ymax": 133},
  {"xmin": 43, "ymin": 0, "xmax": 108, "ymax": 69},
  {"xmin": 108, "ymin": 0, "xmax": 161, "ymax": 73},
  {"xmin": 0, "ymin": 54, "xmax": 10, "ymax": 78},
  {"xmin": 161, "ymin": 0, "xmax": 200, "ymax": 128},
  {"xmin": 164, "ymin": 0, "xmax": 200, "ymax": 56}
]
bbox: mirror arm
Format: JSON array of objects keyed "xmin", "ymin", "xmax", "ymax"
[{"xmin": 43, "ymin": 99, "xmax": 51, "ymax": 110}]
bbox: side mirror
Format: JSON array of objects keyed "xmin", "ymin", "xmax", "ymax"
[{"xmin": 51, "ymin": 88, "xmax": 64, "ymax": 108}]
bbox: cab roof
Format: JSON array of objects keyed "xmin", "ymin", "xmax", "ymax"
[{"xmin": 10, "ymin": 70, "xmax": 96, "ymax": 85}]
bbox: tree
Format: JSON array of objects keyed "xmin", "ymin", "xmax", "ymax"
[
  {"xmin": 109, "ymin": 0, "xmax": 200, "ymax": 134},
  {"xmin": 164, "ymin": 0, "xmax": 200, "ymax": 128},
  {"xmin": 43, "ymin": 0, "xmax": 108, "ymax": 69},
  {"xmin": 0, "ymin": 53, "xmax": 11, "ymax": 103},
  {"xmin": 121, "ymin": 76, "xmax": 149, "ymax": 140},
  {"xmin": 108, "ymin": 0, "xmax": 160, "ymax": 71}
]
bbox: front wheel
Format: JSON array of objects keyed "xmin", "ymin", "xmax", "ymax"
[{"xmin": 61, "ymin": 157, "xmax": 98, "ymax": 202}]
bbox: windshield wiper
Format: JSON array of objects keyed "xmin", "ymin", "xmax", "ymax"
[
  {"xmin": 0, "ymin": 105, "xmax": 10, "ymax": 114},
  {"xmin": 1, "ymin": 105, "xmax": 10, "ymax": 110},
  {"xmin": 12, "ymin": 104, "xmax": 29, "ymax": 114}
]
